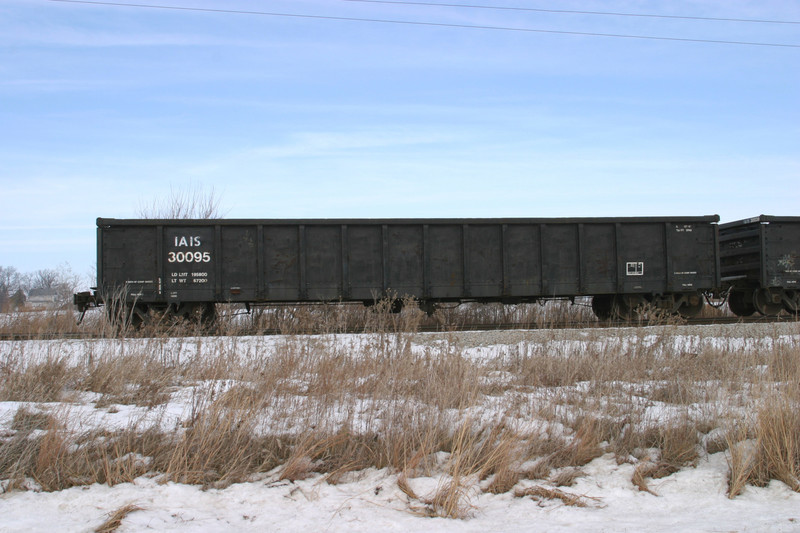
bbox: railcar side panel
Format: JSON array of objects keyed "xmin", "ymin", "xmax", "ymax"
[
  {"xmin": 616, "ymin": 223, "xmax": 665, "ymax": 294},
  {"xmin": 427, "ymin": 224, "xmax": 463, "ymax": 299},
  {"xmin": 387, "ymin": 225, "xmax": 424, "ymax": 297},
  {"xmin": 541, "ymin": 224, "xmax": 579, "ymax": 296},
  {"xmin": 502, "ymin": 224, "xmax": 541, "ymax": 297},
  {"xmin": 467, "ymin": 224, "xmax": 503, "ymax": 298},
  {"xmin": 580, "ymin": 224, "xmax": 616, "ymax": 294},
  {"xmin": 101, "ymin": 225, "xmax": 159, "ymax": 301},
  {"xmin": 220, "ymin": 226, "xmax": 258, "ymax": 302},
  {"xmin": 764, "ymin": 222, "xmax": 800, "ymax": 289},
  {"xmin": 668, "ymin": 222, "xmax": 718, "ymax": 292},
  {"xmin": 264, "ymin": 226, "xmax": 300, "ymax": 301},
  {"xmin": 347, "ymin": 225, "xmax": 383, "ymax": 300},
  {"xmin": 305, "ymin": 225, "xmax": 342, "ymax": 301}
]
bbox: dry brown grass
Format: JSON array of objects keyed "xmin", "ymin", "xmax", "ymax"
[
  {"xmin": 550, "ymin": 467, "xmax": 584, "ymax": 487},
  {"xmin": 11, "ymin": 407, "xmax": 57, "ymax": 432},
  {"xmin": 0, "ymin": 354, "xmax": 78, "ymax": 403},
  {"xmin": 513, "ymin": 485, "xmax": 596, "ymax": 507},
  {"xmin": 95, "ymin": 503, "xmax": 143, "ymax": 533},
  {"xmin": 726, "ymin": 426, "xmax": 756, "ymax": 498},
  {"xmin": 727, "ymin": 391, "xmax": 800, "ymax": 497},
  {"xmin": 752, "ymin": 399, "xmax": 800, "ymax": 491},
  {"xmin": 725, "ymin": 339, "xmax": 800, "ymax": 497},
  {"xmin": 0, "ymin": 309, "xmax": 81, "ymax": 337},
  {"xmin": 0, "ymin": 294, "xmax": 603, "ymax": 339},
  {"xmin": 544, "ymin": 417, "xmax": 607, "ymax": 470},
  {"xmin": 1, "ymin": 302, "xmax": 798, "ymax": 517}
]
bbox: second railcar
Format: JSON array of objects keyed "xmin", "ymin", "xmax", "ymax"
[
  {"xmin": 720, "ymin": 215, "xmax": 800, "ymax": 316},
  {"xmin": 88, "ymin": 216, "xmax": 720, "ymax": 323}
]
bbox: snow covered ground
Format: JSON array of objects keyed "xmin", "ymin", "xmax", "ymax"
[
  {"xmin": 1, "ymin": 323, "xmax": 799, "ymax": 532},
  {"xmin": 2, "ymin": 452, "xmax": 799, "ymax": 533}
]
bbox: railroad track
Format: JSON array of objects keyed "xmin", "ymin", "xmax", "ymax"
[
  {"xmin": 1, "ymin": 314, "xmax": 797, "ymax": 341},
  {"xmin": 0, "ymin": 332, "xmax": 106, "ymax": 341}
]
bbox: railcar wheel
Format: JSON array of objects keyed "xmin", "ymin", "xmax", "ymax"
[
  {"xmin": 200, "ymin": 303, "xmax": 217, "ymax": 328},
  {"xmin": 390, "ymin": 299, "xmax": 403, "ymax": 314},
  {"xmin": 420, "ymin": 300, "xmax": 437, "ymax": 317},
  {"xmin": 728, "ymin": 290, "xmax": 755, "ymax": 317},
  {"xmin": 783, "ymin": 290, "xmax": 800, "ymax": 315},
  {"xmin": 612, "ymin": 295, "xmax": 631, "ymax": 321},
  {"xmin": 753, "ymin": 288, "xmax": 783, "ymax": 317},
  {"xmin": 678, "ymin": 294, "xmax": 705, "ymax": 318},
  {"xmin": 591, "ymin": 295, "xmax": 614, "ymax": 321}
]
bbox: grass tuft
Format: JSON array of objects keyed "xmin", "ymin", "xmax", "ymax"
[
  {"xmin": 513, "ymin": 485, "xmax": 595, "ymax": 507},
  {"xmin": 95, "ymin": 503, "xmax": 143, "ymax": 533}
]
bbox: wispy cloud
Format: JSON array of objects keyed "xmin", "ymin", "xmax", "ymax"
[
  {"xmin": 249, "ymin": 130, "xmax": 465, "ymax": 158},
  {"xmin": 3, "ymin": 25, "xmax": 234, "ymax": 47}
]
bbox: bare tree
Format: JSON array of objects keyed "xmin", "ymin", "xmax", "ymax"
[
  {"xmin": 0, "ymin": 265, "xmax": 22, "ymax": 291},
  {"xmin": 137, "ymin": 182, "xmax": 225, "ymax": 219},
  {"xmin": 0, "ymin": 266, "xmax": 23, "ymax": 312},
  {"xmin": 32, "ymin": 268, "xmax": 60, "ymax": 289}
]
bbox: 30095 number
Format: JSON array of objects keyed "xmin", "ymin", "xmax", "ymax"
[{"xmin": 168, "ymin": 251, "xmax": 211, "ymax": 263}]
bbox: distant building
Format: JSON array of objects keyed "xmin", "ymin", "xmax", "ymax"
[{"xmin": 27, "ymin": 288, "xmax": 60, "ymax": 308}]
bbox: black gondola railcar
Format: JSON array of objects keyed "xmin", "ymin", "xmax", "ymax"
[
  {"xmin": 720, "ymin": 215, "xmax": 800, "ymax": 316},
  {"xmin": 75, "ymin": 216, "xmax": 721, "ymax": 325}
]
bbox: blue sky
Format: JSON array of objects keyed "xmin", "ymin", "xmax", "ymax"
[{"xmin": 1, "ymin": 0, "xmax": 798, "ymax": 279}]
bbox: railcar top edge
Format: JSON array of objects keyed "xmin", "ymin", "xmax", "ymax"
[
  {"xmin": 97, "ymin": 215, "xmax": 720, "ymax": 227},
  {"xmin": 719, "ymin": 215, "xmax": 800, "ymax": 229}
]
